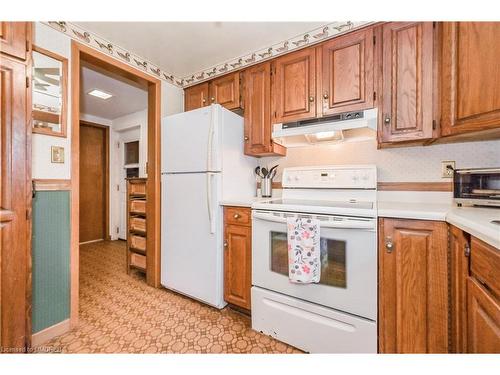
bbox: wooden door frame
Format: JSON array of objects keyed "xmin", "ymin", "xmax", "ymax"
[
  {"xmin": 71, "ymin": 41, "xmax": 162, "ymax": 328},
  {"xmin": 79, "ymin": 120, "xmax": 110, "ymax": 242}
]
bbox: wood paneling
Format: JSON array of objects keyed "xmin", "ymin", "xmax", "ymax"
[
  {"xmin": 273, "ymin": 47, "xmax": 317, "ymax": 123},
  {"xmin": 184, "ymin": 82, "xmax": 209, "ymax": 112},
  {"xmin": 450, "ymin": 225, "xmax": 470, "ymax": 353},
  {"xmin": 378, "ymin": 218, "xmax": 448, "ymax": 353},
  {"xmin": 209, "ymin": 72, "xmax": 241, "ymax": 110},
  {"xmin": 471, "ymin": 237, "xmax": 500, "ymax": 299},
  {"xmin": 0, "ymin": 22, "xmax": 29, "ymax": 60},
  {"xmin": 243, "ymin": 62, "xmax": 286, "ymax": 156},
  {"xmin": 467, "ymin": 277, "xmax": 500, "ymax": 353},
  {"xmin": 377, "ymin": 181, "xmax": 452, "ymax": 191},
  {"xmin": 0, "ymin": 54, "xmax": 30, "ymax": 350},
  {"xmin": 224, "ymin": 223, "xmax": 252, "ymax": 310},
  {"xmin": 441, "ymin": 22, "xmax": 500, "ymax": 136},
  {"xmin": 79, "ymin": 123, "xmax": 108, "ymax": 243},
  {"xmin": 380, "ymin": 22, "xmax": 435, "ymax": 143},
  {"xmin": 321, "ymin": 27, "xmax": 374, "ymax": 114}
]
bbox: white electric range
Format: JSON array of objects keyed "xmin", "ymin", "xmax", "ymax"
[{"xmin": 251, "ymin": 165, "xmax": 378, "ymax": 353}]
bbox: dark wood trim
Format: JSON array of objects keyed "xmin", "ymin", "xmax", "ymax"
[
  {"xmin": 71, "ymin": 40, "xmax": 162, "ymax": 328},
  {"xmin": 31, "ymin": 45, "xmax": 68, "ymax": 138},
  {"xmin": 377, "ymin": 182, "xmax": 453, "ymax": 192},
  {"xmin": 33, "ymin": 179, "xmax": 71, "ymax": 191}
]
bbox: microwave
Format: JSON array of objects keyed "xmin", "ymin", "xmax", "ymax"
[{"xmin": 454, "ymin": 168, "xmax": 500, "ymax": 207}]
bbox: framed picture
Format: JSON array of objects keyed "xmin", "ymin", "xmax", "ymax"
[{"xmin": 51, "ymin": 146, "xmax": 65, "ymax": 163}]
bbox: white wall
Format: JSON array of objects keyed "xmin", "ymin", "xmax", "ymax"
[{"xmin": 260, "ymin": 139, "xmax": 500, "ymax": 182}]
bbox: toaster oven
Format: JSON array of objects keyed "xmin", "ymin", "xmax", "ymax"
[{"xmin": 454, "ymin": 168, "xmax": 500, "ymax": 207}]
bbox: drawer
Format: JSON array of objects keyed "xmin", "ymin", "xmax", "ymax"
[
  {"xmin": 130, "ymin": 217, "xmax": 146, "ymax": 233},
  {"xmin": 471, "ymin": 237, "xmax": 500, "ymax": 298},
  {"xmin": 224, "ymin": 206, "xmax": 251, "ymax": 226},
  {"xmin": 130, "ymin": 253, "xmax": 146, "ymax": 270},
  {"xmin": 129, "ymin": 182, "xmax": 146, "ymax": 196},
  {"xmin": 130, "ymin": 199, "xmax": 146, "ymax": 214},
  {"xmin": 130, "ymin": 234, "xmax": 146, "ymax": 252}
]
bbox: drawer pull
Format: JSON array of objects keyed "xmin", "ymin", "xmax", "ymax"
[
  {"xmin": 385, "ymin": 238, "xmax": 394, "ymax": 253},
  {"xmin": 224, "ymin": 241, "xmax": 228, "ymax": 248},
  {"xmin": 233, "ymin": 213, "xmax": 241, "ymax": 219}
]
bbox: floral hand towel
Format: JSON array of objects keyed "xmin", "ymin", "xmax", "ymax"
[{"xmin": 287, "ymin": 217, "xmax": 321, "ymax": 284}]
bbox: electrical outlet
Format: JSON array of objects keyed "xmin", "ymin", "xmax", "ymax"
[{"xmin": 441, "ymin": 161, "xmax": 455, "ymax": 178}]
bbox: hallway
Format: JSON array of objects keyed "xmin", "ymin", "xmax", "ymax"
[{"xmin": 41, "ymin": 240, "xmax": 300, "ymax": 353}]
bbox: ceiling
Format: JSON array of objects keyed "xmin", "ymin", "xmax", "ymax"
[
  {"xmin": 75, "ymin": 22, "xmax": 326, "ymax": 78},
  {"xmin": 80, "ymin": 63, "xmax": 148, "ymax": 120}
]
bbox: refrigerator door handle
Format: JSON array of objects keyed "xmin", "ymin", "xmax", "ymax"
[
  {"xmin": 207, "ymin": 173, "xmax": 216, "ymax": 234},
  {"xmin": 207, "ymin": 105, "xmax": 215, "ymax": 171}
]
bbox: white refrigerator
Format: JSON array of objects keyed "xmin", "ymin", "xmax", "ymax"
[{"xmin": 161, "ymin": 104, "xmax": 256, "ymax": 308}]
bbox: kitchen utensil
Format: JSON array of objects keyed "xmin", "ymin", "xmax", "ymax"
[
  {"xmin": 269, "ymin": 169, "xmax": 277, "ymax": 180},
  {"xmin": 255, "ymin": 166, "xmax": 262, "ymax": 178},
  {"xmin": 268, "ymin": 165, "xmax": 279, "ymax": 178},
  {"xmin": 261, "ymin": 167, "xmax": 269, "ymax": 177}
]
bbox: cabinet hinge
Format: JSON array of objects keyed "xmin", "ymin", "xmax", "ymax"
[
  {"xmin": 274, "ymin": 111, "xmax": 277, "ymax": 118},
  {"xmin": 433, "ymin": 21, "xmax": 436, "ymax": 29},
  {"xmin": 26, "ymin": 77, "xmax": 30, "ymax": 88},
  {"xmin": 373, "ymin": 35, "xmax": 376, "ymax": 45},
  {"xmin": 117, "ymin": 184, "xmax": 120, "ymax": 192},
  {"xmin": 116, "ymin": 226, "xmax": 120, "ymax": 234},
  {"xmin": 373, "ymin": 92, "xmax": 376, "ymax": 101},
  {"xmin": 26, "ymin": 208, "xmax": 31, "ymax": 220},
  {"xmin": 26, "ymin": 40, "xmax": 30, "ymax": 52},
  {"xmin": 432, "ymin": 120, "xmax": 437, "ymax": 130}
]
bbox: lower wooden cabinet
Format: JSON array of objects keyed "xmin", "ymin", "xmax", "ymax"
[
  {"xmin": 223, "ymin": 207, "xmax": 252, "ymax": 310},
  {"xmin": 378, "ymin": 218, "xmax": 449, "ymax": 353}
]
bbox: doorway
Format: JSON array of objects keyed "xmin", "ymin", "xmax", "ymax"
[{"xmin": 79, "ymin": 121, "xmax": 109, "ymax": 244}]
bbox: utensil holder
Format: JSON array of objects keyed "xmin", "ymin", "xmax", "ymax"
[{"xmin": 261, "ymin": 177, "xmax": 272, "ymax": 198}]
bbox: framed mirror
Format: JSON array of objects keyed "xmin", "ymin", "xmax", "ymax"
[{"xmin": 32, "ymin": 45, "xmax": 68, "ymax": 137}]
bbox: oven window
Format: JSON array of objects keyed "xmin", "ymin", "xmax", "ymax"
[{"xmin": 270, "ymin": 231, "xmax": 346, "ymax": 288}]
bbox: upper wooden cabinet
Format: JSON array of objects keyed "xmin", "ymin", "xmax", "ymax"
[
  {"xmin": 321, "ymin": 27, "xmax": 374, "ymax": 115},
  {"xmin": 272, "ymin": 47, "xmax": 317, "ymax": 123},
  {"xmin": 378, "ymin": 218, "xmax": 449, "ymax": 353},
  {"xmin": 0, "ymin": 22, "xmax": 30, "ymax": 61},
  {"xmin": 209, "ymin": 72, "xmax": 241, "ymax": 110},
  {"xmin": 184, "ymin": 82, "xmax": 209, "ymax": 112},
  {"xmin": 243, "ymin": 62, "xmax": 286, "ymax": 157},
  {"xmin": 441, "ymin": 22, "xmax": 500, "ymax": 136},
  {"xmin": 379, "ymin": 22, "xmax": 436, "ymax": 144}
]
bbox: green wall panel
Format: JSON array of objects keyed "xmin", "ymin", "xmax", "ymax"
[{"xmin": 32, "ymin": 190, "xmax": 71, "ymax": 333}]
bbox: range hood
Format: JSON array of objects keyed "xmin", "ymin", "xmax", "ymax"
[{"xmin": 272, "ymin": 108, "xmax": 377, "ymax": 147}]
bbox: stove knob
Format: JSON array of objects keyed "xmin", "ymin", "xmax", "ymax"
[
  {"xmin": 286, "ymin": 175, "xmax": 292, "ymax": 182},
  {"xmin": 362, "ymin": 174, "xmax": 369, "ymax": 181},
  {"xmin": 294, "ymin": 175, "xmax": 300, "ymax": 181},
  {"xmin": 352, "ymin": 175, "xmax": 359, "ymax": 182}
]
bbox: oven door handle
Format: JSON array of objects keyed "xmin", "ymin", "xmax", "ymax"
[{"xmin": 252, "ymin": 211, "xmax": 376, "ymax": 230}]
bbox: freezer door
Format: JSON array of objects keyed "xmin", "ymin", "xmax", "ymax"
[
  {"xmin": 161, "ymin": 105, "xmax": 220, "ymax": 173},
  {"xmin": 161, "ymin": 173, "xmax": 226, "ymax": 308}
]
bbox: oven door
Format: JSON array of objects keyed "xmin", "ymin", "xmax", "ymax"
[{"xmin": 252, "ymin": 210, "xmax": 377, "ymax": 320}]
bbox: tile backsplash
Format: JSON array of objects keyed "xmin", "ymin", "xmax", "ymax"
[{"xmin": 261, "ymin": 139, "xmax": 500, "ymax": 182}]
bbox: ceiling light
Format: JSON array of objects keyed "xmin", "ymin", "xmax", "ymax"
[{"xmin": 87, "ymin": 89, "xmax": 113, "ymax": 100}]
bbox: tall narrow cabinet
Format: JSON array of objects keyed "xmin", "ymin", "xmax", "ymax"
[{"xmin": 126, "ymin": 178, "xmax": 148, "ymax": 274}]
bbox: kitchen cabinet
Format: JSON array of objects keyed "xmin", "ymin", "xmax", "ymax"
[
  {"xmin": 450, "ymin": 225, "xmax": 470, "ymax": 353},
  {"xmin": 184, "ymin": 82, "xmax": 209, "ymax": 111},
  {"xmin": 0, "ymin": 22, "xmax": 30, "ymax": 60},
  {"xmin": 209, "ymin": 72, "xmax": 241, "ymax": 110},
  {"xmin": 127, "ymin": 178, "xmax": 147, "ymax": 274},
  {"xmin": 243, "ymin": 62, "xmax": 286, "ymax": 156},
  {"xmin": 378, "ymin": 22, "xmax": 436, "ymax": 144},
  {"xmin": 441, "ymin": 22, "xmax": 500, "ymax": 136},
  {"xmin": 223, "ymin": 206, "xmax": 252, "ymax": 310},
  {"xmin": 321, "ymin": 27, "xmax": 374, "ymax": 115},
  {"xmin": 378, "ymin": 218, "xmax": 449, "ymax": 353},
  {"xmin": 272, "ymin": 47, "xmax": 317, "ymax": 124}
]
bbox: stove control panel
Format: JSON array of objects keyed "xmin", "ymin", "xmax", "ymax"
[{"xmin": 282, "ymin": 165, "xmax": 377, "ymax": 189}]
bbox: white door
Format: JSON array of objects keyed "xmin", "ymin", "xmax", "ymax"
[
  {"xmin": 162, "ymin": 105, "xmax": 221, "ymax": 173},
  {"xmin": 161, "ymin": 172, "xmax": 225, "ymax": 308},
  {"xmin": 252, "ymin": 210, "xmax": 377, "ymax": 320}
]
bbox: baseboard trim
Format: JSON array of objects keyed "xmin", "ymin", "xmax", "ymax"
[
  {"xmin": 79, "ymin": 239, "xmax": 104, "ymax": 245},
  {"xmin": 31, "ymin": 319, "xmax": 70, "ymax": 347}
]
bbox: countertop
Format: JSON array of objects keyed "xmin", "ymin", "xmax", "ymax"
[{"xmin": 220, "ymin": 197, "xmax": 271, "ymax": 208}]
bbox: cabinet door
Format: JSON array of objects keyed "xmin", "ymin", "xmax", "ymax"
[
  {"xmin": 0, "ymin": 22, "xmax": 29, "ymax": 60},
  {"xmin": 450, "ymin": 225, "xmax": 470, "ymax": 353},
  {"xmin": 0, "ymin": 55, "xmax": 30, "ymax": 349},
  {"xmin": 243, "ymin": 62, "xmax": 286, "ymax": 156},
  {"xmin": 321, "ymin": 27, "xmax": 374, "ymax": 115},
  {"xmin": 209, "ymin": 72, "xmax": 241, "ymax": 110},
  {"xmin": 224, "ymin": 224, "xmax": 252, "ymax": 310},
  {"xmin": 184, "ymin": 82, "xmax": 209, "ymax": 112},
  {"xmin": 273, "ymin": 47, "xmax": 316, "ymax": 123},
  {"xmin": 380, "ymin": 22, "xmax": 435, "ymax": 143},
  {"xmin": 467, "ymin": 277, "xmax": 500, "ymax": 353},
  {"xmin": 378, "ymin": 218, "xmax": 448, "ymax": 353},
  {"xmin": 441, "ymin": 22, "xmax": 500, "ymax": 136}
]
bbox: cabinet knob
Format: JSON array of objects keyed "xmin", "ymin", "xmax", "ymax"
[
  {"xmin": 223, "ymin": 241, "xmax": 228, "ymax": 248},
  {"xmin": 244, "ymin": 136, "xmax": 249, "ymax": 141},
  {"xmin": 233, "ymin": 213, "xmax": 241, "ymax": 219},
  {"xmin": 309, "ymin": 96, "xmax": 315, "ymax": 102},
  {"xmin": 464, "ymin": 243, "xmax": 471, "ymax": 257},
  {"xmin": 385, "ymin": 238, "xmax": 394, "ymax": 253},
  {"xmin": 211, "ymin": 97, "xmax": 215, "ymax": 102},
  {"xmin": 323, "ymin": 93, "xmax": 329, "ymax": 100},
  {"xmin": 202, "ymin": 98, "xmax": 206, "ymax": 104},
  {"xmin": 384, "ymin": 116, "xmax": 391, "ymax": 125}
]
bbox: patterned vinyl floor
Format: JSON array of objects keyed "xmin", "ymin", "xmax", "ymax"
[{"xmin": 42, "ymin": 240, "xmax": 301, "ymax": 353}]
